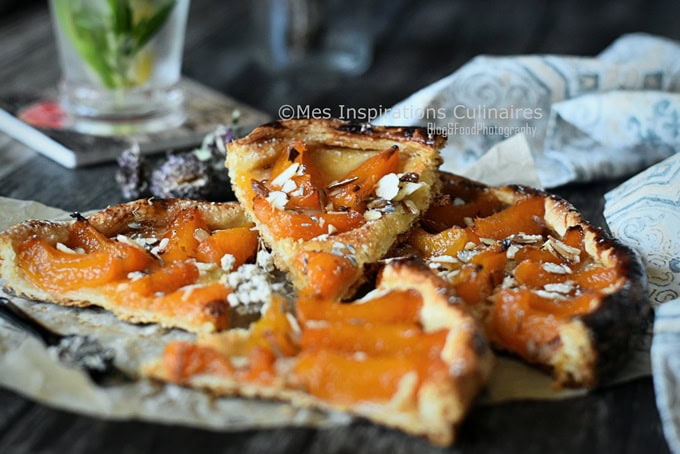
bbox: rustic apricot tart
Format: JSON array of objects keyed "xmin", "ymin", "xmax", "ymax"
[
  {"xmin": 226, "ymin": 119, "xmax": 445, "ymax": 300},
  {"xmin": 0, "ymin": 198, "xmax": 266, "ymax": 333},
  {"xmin": 145, "ymin": 258, "xmax": 492, "ymax": 446},
  {"xmin": 406, "ymin": 172, "xmax": 649, "ymax": 387}
]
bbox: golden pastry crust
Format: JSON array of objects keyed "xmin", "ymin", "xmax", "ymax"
[
  {"xmin": 226, "ymin": 119, "xmax": 445, "ymax": 298},
  {"xmin": 414, "ymin": 173, "xmax": 649, "ymax": 387},
  {"xmin": 144, "ymin": 259, "xmax": 492, "ymax": 446},
  {"xmin": 0, "ymin": 199, "xmax": 252, "ymax": 333}
]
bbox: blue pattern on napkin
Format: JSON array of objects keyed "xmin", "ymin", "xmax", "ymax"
[{"xmin": 377, "ymin": 33, "xmax": 680, "ymax": 187}]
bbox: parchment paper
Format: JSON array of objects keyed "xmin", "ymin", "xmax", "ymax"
[{"xmin": 0, "ymin": 140, "xmax": 653, "ymax": 431}]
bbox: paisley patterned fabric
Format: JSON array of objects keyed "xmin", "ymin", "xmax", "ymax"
[
  {"xmin": 605, "ymin": 153, "xmax": 680, "ymax": 454},
  {"xmin": 377, "ymin": 33, "xmax": 680, "ymax": 187},
  {"xmin": 604, "ymin": 152, "xmax": 680, "ymax": 307},
  {"xmin": 653, "ymin": 301, "xmax": 680, "ymax": 454}
]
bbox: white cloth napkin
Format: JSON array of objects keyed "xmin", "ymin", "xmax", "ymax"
[
  {"xmin": 376, "ymin": 33, "xmax": 680, "ymax": 187},
  {"xmin": 604, "ymin": 152, "xmax": 680, "ymax": 453}
]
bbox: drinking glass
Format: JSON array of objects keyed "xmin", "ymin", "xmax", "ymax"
[{"xmin": 49, "ymin": 0, "xmax": 190, "ymax": 135}]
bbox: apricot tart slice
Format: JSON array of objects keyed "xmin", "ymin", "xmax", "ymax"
[
  {"xmin": 407, "ymin": 172, "xmax": 648, "ymax": 387},
  {"xmin": 0, "ymin": 199, "xmax": 263, "ymax": 333},
  {"xmin": 145, "ymin": 259, "xmax": 492, "ymax": 446},
  {"xmin": 226, "ymin": 119, "xmax": 445, "ymax": 299}
]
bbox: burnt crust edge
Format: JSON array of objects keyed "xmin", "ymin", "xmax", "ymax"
[{"xmin": 437, "ymin": 172, "xmax": 651, "ymax": 386}]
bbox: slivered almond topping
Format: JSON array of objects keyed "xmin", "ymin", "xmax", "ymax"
[
  {"xmin": 327, "ymin": 176, "xmax": 359, "ymax": 190},
  {"xmin": 403, "ymin": 199, "xmax": 419, "ymax": 214},
  {"xmin": 127, "ymin": 222, "xmax": 142, "ymax": 230},
  {"xmin": 116, "ymin": 234, "xmax": 146, "ymax": 250},
  {"xmin": 541, "ymin": 262, "xmax": 572, "ymax": 274},
  {"xmin": 506, "ymin": 244, "xmax": 521, "ymax": 259},
  {"xmin": 266, "ymin": 191, "xmax": 289, "ymax": 210},
  {"xmin": 507, "ymin": 233, "xmax": 543, "ymax": 244},
  {"xmin": 431, "ymin": 255, "xmax": 458, "ymax": 264},
  {"xmin": 463, "ymin": 217, "xmax": 474, "ymax": 227},
  {"xmin": 446, "ymin": 269, "xmax": 461, "ymax": 280},
  {"xmin": 56, "ymin": 242, "xmax": 83, "ymax": 254},
  {"xmin": 195, "ymin": 262, "xmax": 217, "ymax": 272},
  {"xmin": 457, "ymin": 250, "xmax": 480, "ymax": 263},
  {"xmin": 327, "ymin": 224, "xmax": 338, "ymax": 234},
  {"xmin": 375, "ymin": 173, "xmax": 401, "ymax": 201},
  {"xmin": 502, "ymin": 275, "xmax": 517, "ymax": 289},
  {"xmin": 151, "ymin": 237, "xmax": 170, "ymax": 256},
  {"xmin": 193, "ymin": 228, "xmax": 210, "ymax": 242},
  {"xmin": 363, "ymin": 209, "xmax": 383, "ymax": 221},
  {"xmin": 286, "ymin": 312, "xmax": 302, "ymax": 338},
  {"xmin": 290, "ymin": 186, "xmax": 304, "ymax": 198},
  {"xmin": 543, "ymin": 237, "xmax": 582, "ymax": 263},
  {"xmin": 479, "ymin": 237, "xmax": 496, "ymax": 246},
  {"xmin": 464, "ymin": 241, "xmax": 477, "ymax": 250},
  {"xmin": 281, "ymin": 179, "xmax": 297, "ymax": 194},
  {"xmin": 270, "ymin": 162, "xmax": 300, "ymax": 187},
  {"xmin": 453, "ymin": 197, "xmax": 466, "ymax": 206},
  {"xmin": 533, "ymin": 289, "xmax": 568, "ymax": 300},
  {"xmin": 127, "ymin": 271, "xmax": 146, "ymax": 281},
  {"xmin": 543, "ymin": 281, "xmax": 575, "ymax": 294},
  {"xmin": 393, "ymin": 181, "xmax": 426, "ymax": 201},
  {"xmin": 158, "ymin": 237, "xmax": 170, "ymax": 251}
]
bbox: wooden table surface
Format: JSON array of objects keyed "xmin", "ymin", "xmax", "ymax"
[{"xmin": 0, "ymin": 1, "xmax": 676, "ymax": 452}]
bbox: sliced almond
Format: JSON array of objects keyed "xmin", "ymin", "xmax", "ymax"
[{"xmin": 270, "ymin": 162, "xmax": 300, "ymax": 188}]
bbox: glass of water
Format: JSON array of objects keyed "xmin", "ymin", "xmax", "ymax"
[{"xmin": 49, "ymin": 0, "xmax": 190, "ymax": 135}]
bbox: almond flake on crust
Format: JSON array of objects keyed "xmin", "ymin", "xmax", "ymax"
[
  {"xmin": 506, "ymin": 244, "xmax": 521, "ymax": 260},
  {"xmin": 364, "ymin": 209, "xmax": 383, "ymax": 221},
  {"xmin": 393, "ymin": 181, "xmax": 426, "ymax": 201},
  {"xmin": 506, "ymin": 233, "xmax": 543, "ymax": 244},
  {"xmin": 457, "ymin": 250, "xmax": 480, "ymax": 263},
  {"xmin": 116, "ymin": 234, "xmax": 146, "ymax": 250},
  {"xmin": 266, "ymin": 191, "xmax": 289, "ymax": 210},
  {"xmin": 533, "ymin": 289, "xmax": 568, "ymax": 300},
  {"xmin": 543, "ymin": 281, "xmax": 575, "ymax": 294},
  {"xmin": 281, "ymin": 179, "xmax": 297, "ymax": 194},
  {"xmin": 127, "ymin": 271, "xmax": 146, "ymax": 281},
  {"xmin": 541, "ymin": 262, "xmax": 572, "ymax": 274},
  {"xmin": 502, "ymin": 275, "xmax": 517, "ymax": 289},
  {"xmin": 375, "ymin": 173, "xmax": 401, "ymax": 201},
  {"xmin": 430, "ymin": 255, "xmax": 459, "ymax": 264},
  {"xmin": 403, "ymin": 199, "xmax": 419, "ymax": 215},
  {"xmin": 327, "ymin": 176, "xmax": 359, "ymax": 190},
  {"xmin": 56, "ymin": 242, "xmax": 84, "ymax": 254},
  {"xmin": 270, "ymin": 162, "xmax": 300, "ymax": 188},
  {"xmin": 150, "ymin": 237, "xmax": 170, "ymax": 257},
  {"xmin": 193, "ymin": 228, "xmax": 210, "ymax": 242},
  {"xmin": 543, "ymin": 237, "xmax": 582, "ymax": 263}
]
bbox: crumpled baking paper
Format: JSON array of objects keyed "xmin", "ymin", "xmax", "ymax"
[
  {"xmin": 375, "ymin": 33, "xmax": 680, "ymax": 188},
  {"xmin": 604, "ymin": 153, "xmax": 680, "ymax": 453}
]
